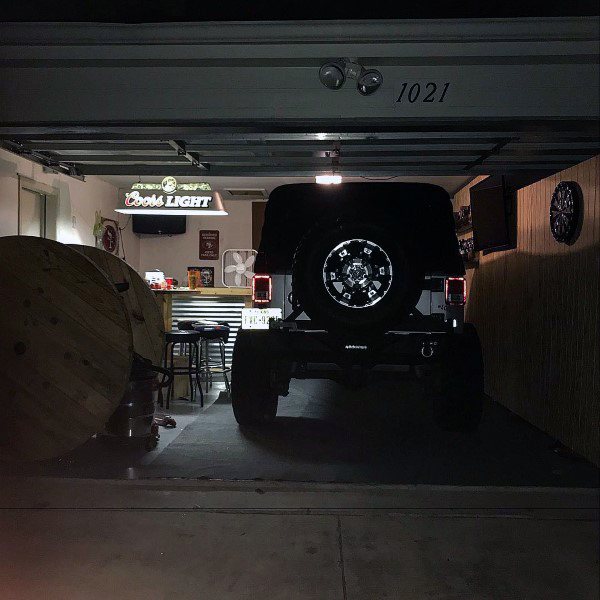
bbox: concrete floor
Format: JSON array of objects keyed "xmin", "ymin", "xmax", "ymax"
[
  {"xmin": 0, "ymin": 477, "xmax": 598, "ymax": 600},
  {"xmin": 1, "ymin": 379, "xmax": 598, "ymax": 599},
  {"xmin": 2, "ymin": 379, "xmax": 597, "ymax": 487}
]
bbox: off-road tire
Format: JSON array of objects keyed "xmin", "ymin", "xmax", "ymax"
[
  {"xmin": 292, "ymin": 220, "xmax": 421, "ymax": 334},
  {"xmin": 231, "ymin": 330, "xmax": 279, "ymax": 426},
  {"xmin": 434, "ymin": 323, "xmax": 484, "ymax": 432}
]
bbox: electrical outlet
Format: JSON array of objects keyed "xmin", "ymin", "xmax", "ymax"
[{"xmin": 72, "ymin": 215, "xmax": 77, "ymax": 228}]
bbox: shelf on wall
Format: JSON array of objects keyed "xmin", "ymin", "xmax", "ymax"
[{"xmin": 456, "ymin": 224, "xmax": 473, "ymax": 235}]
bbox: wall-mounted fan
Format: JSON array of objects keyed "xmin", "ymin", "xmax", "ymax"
[{"xmin": 222, "ymin": 249, "xmax": 257, "ymax": 288}]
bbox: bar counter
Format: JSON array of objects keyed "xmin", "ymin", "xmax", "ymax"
[{"xmin": 154, "ymin": 288, "xmax": 252, "ymax": 361}]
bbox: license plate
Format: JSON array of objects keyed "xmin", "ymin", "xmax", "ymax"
[{"xmin": 241, "ymin": 308, "xmax": 282, "ymax": 330}]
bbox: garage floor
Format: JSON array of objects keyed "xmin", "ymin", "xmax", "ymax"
[
  {"xmin": 1, "ymin": 380, "xmax": 598, "ymax": 599},
  {"xmin": 0, "ymin": 477, "xmax": 598, "ymax": 600},
  {"xmin": 1, "ymin": 379, "xmax": 597, "ymax": 486}
]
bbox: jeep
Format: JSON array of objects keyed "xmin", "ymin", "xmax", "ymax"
[{"xmin": 232, "ymin": 183, "xmax": 484, "ymax": 431}]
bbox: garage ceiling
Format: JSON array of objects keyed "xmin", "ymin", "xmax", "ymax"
[
  {"xmin": 0, "ymin": 18, "xmax": 598, "ymax": 181},
  {"xmin": 2, "ymin": 128, "xmax": 599, "ymax": 180}
]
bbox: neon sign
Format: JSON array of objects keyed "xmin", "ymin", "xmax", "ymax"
[{"xmin": 115, "ymin": 177, "xmax": 227, "ymax": 216}]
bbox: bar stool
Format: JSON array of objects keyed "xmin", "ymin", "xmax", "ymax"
[
  {"xmin": 193, "ymin": 321, "xmax": 231, "ymax": 397},
  {"xmin": 161, "ymin": 330, "xmax": 203, "ymax": 409}
]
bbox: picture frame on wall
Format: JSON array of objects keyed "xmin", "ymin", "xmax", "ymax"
[
  {"xmin": 199, "ymin": 266, "xmax": 214, "ymax": 288},
  {"xmin": 187, "ymin": 266, "xmax": 215, "ymax": 288}
]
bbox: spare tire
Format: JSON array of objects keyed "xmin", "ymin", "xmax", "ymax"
[{"xmin": 292, "ymin": 221, "xmax": 420, "ymax": 334}]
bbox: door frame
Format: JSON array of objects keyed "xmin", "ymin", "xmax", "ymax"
[{"xmin": 17, "ymin": 175, "xmax": 59, "ymax": 239}]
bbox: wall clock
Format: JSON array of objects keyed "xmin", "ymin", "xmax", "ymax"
[{"xmin": 550, "ymin": 181, "xmax": 581, "ymax": 244}]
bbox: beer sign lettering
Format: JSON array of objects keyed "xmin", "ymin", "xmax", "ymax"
[
  {"xmin": 115, "ymin": 177, "xmax": 228, "ymax": 216},
  {"xmin": 124, "ymin": 191, "xmax": 213, "ymax": 209}
]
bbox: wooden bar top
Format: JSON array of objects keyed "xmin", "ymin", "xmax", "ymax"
[
  {"xmin": 154, "ymin": 287, "xmax": 252, "ymax": 296},
  {"xmin": 155, "ymin": 287, "xmax": 253, "ymax": 331}
]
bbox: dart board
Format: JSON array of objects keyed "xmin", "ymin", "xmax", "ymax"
[{"xmin": 550, "ymin": 181, "xmax": 581, "ymax": 244}]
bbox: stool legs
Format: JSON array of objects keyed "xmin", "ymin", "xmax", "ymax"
[
  {"xmin": 220, "ymin": 339, "xmax": 231, "ymax": 396},
  {"xmin": 194, "ymin": 341, "xmax": 204, "ymax": 407},
  {"xmin": 167, "ymin": 341, "xmax": 176, "ymax": 409},
  {"xmin": 203, "ymin": 340, "xmax": 211, "ymax": 393},
  {"xmin": 162, "ymin": 340, "xmax": 204, "ymax": 407},
  {"xmin": 196, "ymin": 337, "xmax": 231, "ymax": 398}
]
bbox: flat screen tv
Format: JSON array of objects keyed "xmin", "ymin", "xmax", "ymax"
[
  {"xmin": 470, "ymin": 178, "xmax": 513, "ymax": 252},
  {"xmin": 132, "ymin": 215, "xmax": 187, "ymax": 235}
]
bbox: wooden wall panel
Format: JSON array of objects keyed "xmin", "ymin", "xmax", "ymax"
[{"xmin": 453, "ymin": 157, "xmax": 599, "ymax": 464}]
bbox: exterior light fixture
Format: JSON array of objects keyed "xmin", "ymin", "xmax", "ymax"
[
  {"xmin": 319, "ymin": 61, "xmax": 346, "ymax": 90},
  {"xmin": 357, "ymin": 69, "xmax": 384, "ymax": 96},
  {"xmin": 316, "ymin": 175, "xmax": 342, "ymax": 185},
  {"xmin": 319, "ymin": 60, "xmax": 383, "ymax": 95}
]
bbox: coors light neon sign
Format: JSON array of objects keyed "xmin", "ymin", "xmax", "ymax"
[{"xmin": 115, "ymin": 177, "xmax": 228, "ymax": 216}]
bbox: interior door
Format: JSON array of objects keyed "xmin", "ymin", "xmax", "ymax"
[{"xmin": 19, "ymin": 188, "xmax": 46, "ymax": 237}]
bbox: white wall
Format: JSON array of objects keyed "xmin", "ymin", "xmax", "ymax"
[
  {"xmin": 0, "ymin": 149, "xmax": 253, "ymax": 284},
  {"xmin": 138, "ymin": 200, "xmax": 253, "ymax": 286},
  {"xmin": 0, "ymin": 148, "xmax": 140, "ymax": 270}
]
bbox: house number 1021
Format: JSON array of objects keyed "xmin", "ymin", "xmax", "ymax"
[{"xmin": 396, "ymin": 82, "xmax": 450, "ymax": 103}]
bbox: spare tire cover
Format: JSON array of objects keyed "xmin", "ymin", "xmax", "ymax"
[{"xmin": 293, "ymin": 221, "xmax": 418, "ymax": 333}]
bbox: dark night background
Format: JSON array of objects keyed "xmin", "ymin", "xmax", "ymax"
[{"xmin": 2, "ymin": 0, "xmax": 599, "ymax": 22}]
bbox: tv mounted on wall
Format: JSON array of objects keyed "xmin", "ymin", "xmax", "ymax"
[
  {"xmin": 132, "ymin": 215, "xmax": 187, "ymax": 235},
  {"xmin": 470, "ymin": 175, "xmax": 518, "ymax": 253}
]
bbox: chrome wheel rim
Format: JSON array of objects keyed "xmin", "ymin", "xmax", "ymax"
[{"xmin": 322, "ymin": 239, "xmax": 393, "ymax": 308}]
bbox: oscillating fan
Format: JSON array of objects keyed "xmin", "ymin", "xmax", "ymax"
[{"xmin": 222, "ymin": 249, "xmax": 257, "ymax": 288}]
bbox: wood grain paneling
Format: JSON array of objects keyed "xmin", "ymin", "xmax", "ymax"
[
  {"xmin": 453, "ymin": 157, "xmax": 599, "ymax": 464},
  {"xmin": 0, "ymin": 237, "xmax": 133, "ymax": 461},
  {"xmin": 69, "ymin": 245, "xmax": 165, "ymax": 365}
]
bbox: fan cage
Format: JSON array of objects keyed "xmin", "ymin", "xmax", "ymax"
[{"xmin": 222, "ymin": 248, "xmax": 257, "ymax": 288}]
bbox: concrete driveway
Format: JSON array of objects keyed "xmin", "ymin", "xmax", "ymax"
[{"xmin": 0, "ymin": 477, "xmax": 597, "ymax": 600}]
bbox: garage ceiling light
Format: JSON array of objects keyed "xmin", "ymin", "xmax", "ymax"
[{"xmin": 316, "ymin": 175, "xmax": 342, "ymax": 185}]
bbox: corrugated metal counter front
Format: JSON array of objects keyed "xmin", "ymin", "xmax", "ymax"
[{"xmin": 155, "ymin": 288, "xmax": 252, "ymax": 364}]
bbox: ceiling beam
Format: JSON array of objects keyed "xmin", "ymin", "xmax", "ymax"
[
  {"xmin": 0, "ymin": 119, "xmax": 596, "ymax": 140},
  {"xmin": 0, "ymin": 141, "xmax": 85, "ymax": 181},
  {"xmin": 78, "ymin": 163, "xmax": 571, "ymax": 177},
  {"xmin": 166, "ymin": 139, "xmax": 209, "ymax": 171}
]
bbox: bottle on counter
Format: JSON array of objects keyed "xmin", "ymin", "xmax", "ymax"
[{"xmin": 188, "ymin": 266, "xmax": 201, "ymax": 290}]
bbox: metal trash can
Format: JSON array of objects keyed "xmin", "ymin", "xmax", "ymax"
[{"xmin": 104, "ymin": 354, "xmax": 172, "ymax": 447}]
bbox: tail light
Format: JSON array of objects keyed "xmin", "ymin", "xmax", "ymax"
[
  {"xmin": 252, "ymin": 274, "xmax": 272, "ymax": 305},
  {"xmin": 445, "ymin": 277, "xmax": 466, "ymax": 306}
]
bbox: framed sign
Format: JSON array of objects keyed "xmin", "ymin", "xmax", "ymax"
[
  {"xmin": 199, "ymin": 230, "xmax": 220, "ymax": 260},
  {"xmin": 187, "ymin": 266, "xmax": 214, "ymax": 288},
  {"xmin": 199, "ymin": 267, "xmax": 214, "ymax": 288}
]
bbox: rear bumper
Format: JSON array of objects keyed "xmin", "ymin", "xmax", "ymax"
[{"xmin": 248, "ymin": 328, "xmax": 452, "ymax": 374}]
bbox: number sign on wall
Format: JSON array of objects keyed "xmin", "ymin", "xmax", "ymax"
[{"xmin": 395, "ymin": 82, "xmax": 450, "ymax": 104}]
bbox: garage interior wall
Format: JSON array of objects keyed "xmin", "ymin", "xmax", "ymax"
[
  {"xmin": 0, "ymin": 148, "xmax": 140, "ymax": 269},
  {"xmin": 453, "ymin": 156, "xmax": 599, "ymax": 464},
  {"xmin": 137, "ymin": 200, "xmax": 253, "ymax": 287}
]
